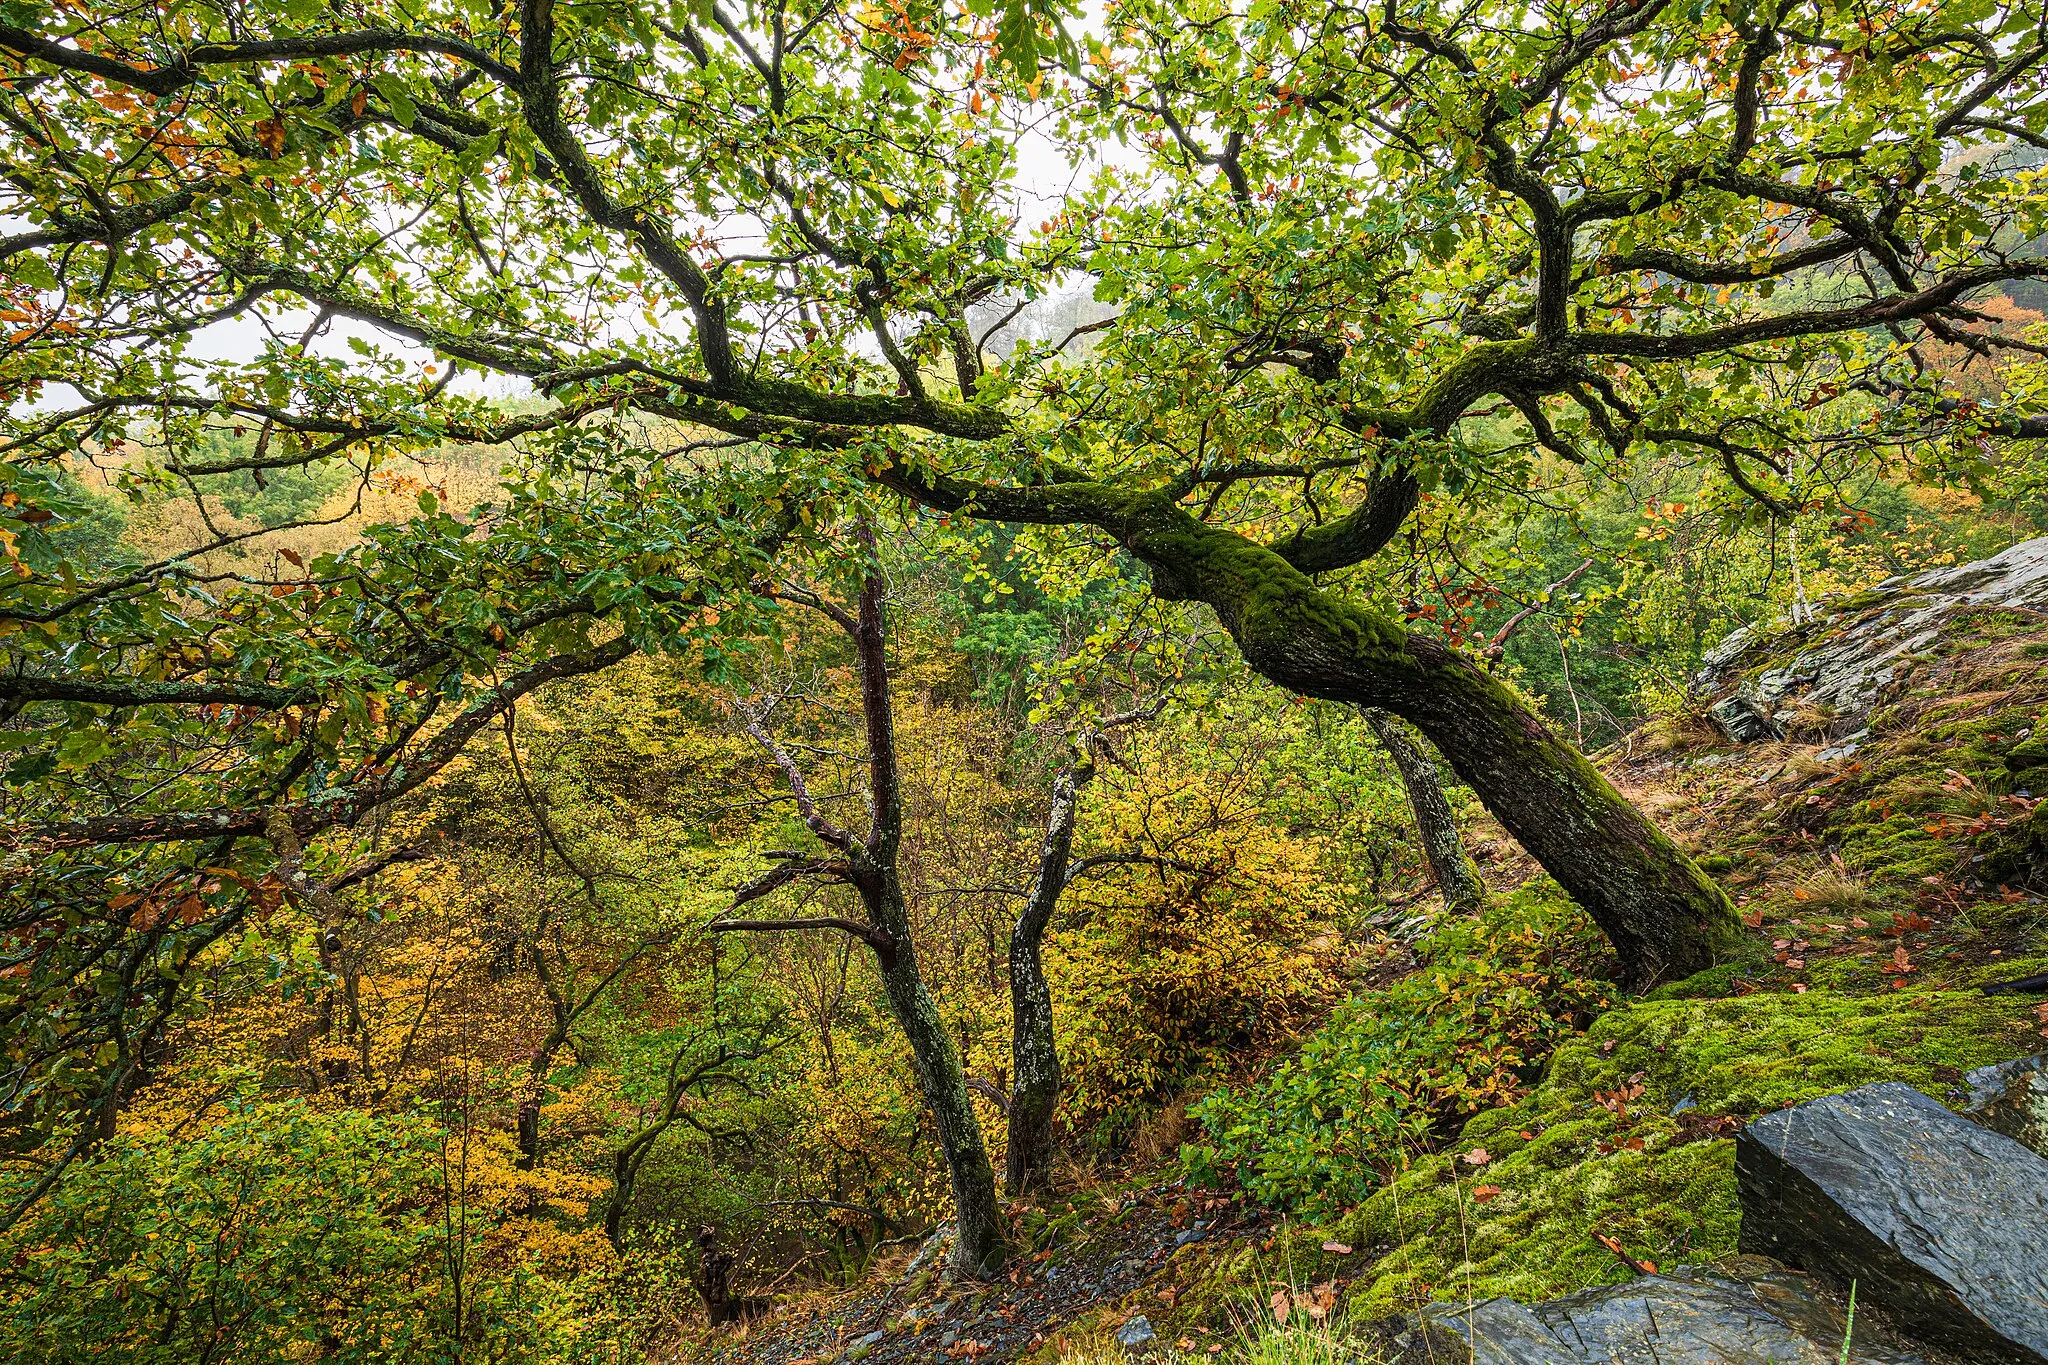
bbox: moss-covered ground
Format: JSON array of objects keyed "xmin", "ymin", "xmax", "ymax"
[{"xmin": 1110, "ymin": 597, "xmax": 2048, "ymax": 1346}]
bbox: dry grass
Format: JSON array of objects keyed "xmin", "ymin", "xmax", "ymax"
[
  {"xmin": 1131, "ymin": 1100, "xmax": 1191, "ymax": 1165},
  {"xmin": 1792, "ymin": 868, "xmax": 1891, "ymax": 918}
]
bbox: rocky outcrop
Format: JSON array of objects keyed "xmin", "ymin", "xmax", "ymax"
[
  {"xmin": 1695, "ymin": 536, "xmax": 2048, "ymax": 744},
  {"xmin": 1406, "ymin": 1073, "xmax": 2048, "ymax": 1364},
  {"xmin": 1407, "ymin": 1259, "xmax": 1928, "ymax": 1363},
  {"xmin": 1737, "ymin": 1081, "xmax": 2048, "ymax": 1363}
]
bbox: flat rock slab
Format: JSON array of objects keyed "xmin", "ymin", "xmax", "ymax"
[
  {"xmin": 1694, "ymin": 534, "xmax": 2048, "ymax": 737},
  {"xmin": 1738, "ymin": 1081, "xmax": 2048, "ymax": 1363},
  {"xmin": 1410, "ymin": 1260, "xmax": 1928, "ymax": 1363}
]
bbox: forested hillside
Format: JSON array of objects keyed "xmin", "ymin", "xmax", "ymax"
[{"xmin": 4, "ymin": 0, "xmax": 2048, "ymax": 1360}]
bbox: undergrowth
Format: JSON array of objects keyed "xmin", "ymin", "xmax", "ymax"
[{"xmin": 1185, "ymin": 881, "xmax": 1612, "ymax": 1215}]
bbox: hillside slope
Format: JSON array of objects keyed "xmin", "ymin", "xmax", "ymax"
[{"xmin": 686, "ymin": 542, "xmax": 2048, "ymax": 1365}]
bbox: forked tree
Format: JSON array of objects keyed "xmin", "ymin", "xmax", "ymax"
[{"xmin": 709, "ymin": 562, "xmax": 1008, "ymax": 1276}]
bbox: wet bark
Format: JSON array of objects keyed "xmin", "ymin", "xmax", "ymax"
[
  {"xmin": 1361, "ymin": 707, "xmax": 1487, "ymax": 915},
  {"xmin": 693, "ymin": 1226, "xmax": 770, "ymax": 1325},
  {"xmin": 845, "ymin": 574, "xmax": 1006, "ymax": 1276},
  {"xmin": 712, "ymin": 565, "xmax": 1007, "ymax": 1276},
  {"xmin": 1006, "ymin": 759, "xmax": 1088, "ymax": 1196},
  {"xmin": 1134, "ymin": 515, "xmax": 1739, "ymax": 988}
]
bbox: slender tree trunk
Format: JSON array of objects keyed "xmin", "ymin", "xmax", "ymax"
[
  {"xmin": 844, "ymin": 573, "xmax": 1007, "ymax": 1276},
  {"xmin": 1361, "ymin": 707, "xmax": 1486, "ymax": 915},
  {"xmin": 1006, "ymin": 760, "xmax": 1087, "ymax": 1196},
  {"xmin": 863, "ymin": 883, "xmax": 1008, "ymax": 1275},
  {"xmin": 1131, "ymin": 512, "xmax": 1738, "ymax": 988}
]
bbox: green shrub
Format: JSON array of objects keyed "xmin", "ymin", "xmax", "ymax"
[
  {"xmin": 1186, "ymin": 882, "xmax": 1612, "ymax": 1214},
  {"xmin": 0, "ymin": 1102, "xmax": 537, "ymax": 1364}
]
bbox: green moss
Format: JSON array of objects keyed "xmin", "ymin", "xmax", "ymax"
[
  {"xmin": 1344, "ymin": 1110, "xmax": 1733, "ymax": 1315},
  {"xmin": 1329, "ymin": 987, "xmax": 2034, "ymax": 1316},
  {"xmin": 1641, "ymin": 948, "xmax": 1768, "ymax": 1001},
  {"xmin": 1828, "ymin": 700, "xmax": 2048, "ymax": 885}
]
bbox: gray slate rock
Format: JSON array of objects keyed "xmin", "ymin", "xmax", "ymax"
[
  {"xmin": 1693, "ymin": 535, "xmax": 2048, "ymax": 734},
  {"xmin": 1964, "ymin": 1053, "xmax": 2048, "ymax": 1158},
  {"xmin": 1412, "ymin": 1260, "xmax": 1927, "ymax": 1363},
  {"xmin": 1710, "ymin": 694, "xmax": 1784, "ymax": 744},
  {"xmin": 1738, "ymin": 1080, "xmax": 2048, "ymax": 1363},
  {"xmin": 904, "ymin": 1222, "xmax": 954, "ymax": 1278},
  {"xmin": 1414, "ymin": 1295, "xmax": 1565, "ymax": 1363},
  {"xmin": 1116, "ymin": 1313, "xmax": 1158, "ymax": 1353}
]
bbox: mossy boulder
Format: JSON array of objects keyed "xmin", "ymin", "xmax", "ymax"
[{"xmin": 1331, "ymin": 987, "xmax": 2037, "ymax": 1318}]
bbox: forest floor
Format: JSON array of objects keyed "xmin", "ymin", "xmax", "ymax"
[{"xmin": 696, "ymin": 1183, "xmax": 1286, "ymax": 1364}]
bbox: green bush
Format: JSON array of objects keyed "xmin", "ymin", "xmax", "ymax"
[
  {"xmin": 1186, "ymin": 882, "xmax": 1612, "ymax": 1214},
  {"xmin": 0, "ymin": 1102, "xmax": 536, "ymax": 1364}
]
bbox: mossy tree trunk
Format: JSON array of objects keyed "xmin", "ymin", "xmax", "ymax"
[
  {"xmin": 1006, "ymin": 755, "xmax": 1089, "ymax": 1197},
  {"xmin": 1361, "ymin": 707, "xmax": 1487, "ymax": 915},
  {"xmin": 712, "ymin": 566, "xmax": 1007, "ymax": 1277},
  {"xmin": 881, "ymin": 468, "xmax": 1740, "ymax": 990},
  {"xmin": 1143, "ymin": 516, "xmax": 1739, "ymax": 988}
]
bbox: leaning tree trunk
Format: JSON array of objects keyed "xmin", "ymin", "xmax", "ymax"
[
  {"xmin": 847, "ymin": 573, "xmax": 1008, "ymax": 1277},
  {"xmin": 1131, "ymin": 512, "xmax": 1739, "ymax": 989},
  {"xmin": 1006, "ymin": 759, "xmax": 1089, "ymax": 1196},
  {"xmin": 1361, "ymin": 707, "xmax": 1487, "ymax": 915},
  {"xmin": 714, "ymin": 566, "xmax": 1010, "ymax": 1276}
]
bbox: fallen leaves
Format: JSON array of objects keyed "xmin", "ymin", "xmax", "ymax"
[
  {"xmin": 1673, "ymin": 1112, "xmax": 1741, "ymax": 1145},
  {"xmin": 1461, "ymin": 1147, "xmax": 1491, "ymax": 1166},
  {"xmin": 1320, "ymin": 1241, "xmax": 1352, "ymax": 1255},
  {"xmin": 1593, "ymin": 1074, "xmax": 1647, "ymax": 1118},
  {"xmin": 1471, "ymin": 1184, "xmax": 1502, "ymax": 1203},
  {"xmin": 1270, "ymin": 1283, "xmax": 1339, "ymax": 1324}
]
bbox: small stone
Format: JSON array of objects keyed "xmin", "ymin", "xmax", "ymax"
[
  {"xmin": 1116, "ymin": 1314, "xmax": 1158, "ymax": 1353},
  {"xmin": 1963, "ymin": 1053, "xmax": 2048, "ymax": 1158},
  {"xmin": 1710, "ymin": 695, "xmax": 1783, "ymax": 745},
  {"xmin": 1174, "ymin": 1226, "xmax": 1207, "ymax": 1247}
]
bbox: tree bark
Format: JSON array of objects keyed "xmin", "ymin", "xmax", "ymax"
[
  {"xmin": 1005, "ymin": 758, "xmax": 1088, "ymax": 1196},
  {"xmin": 1134, "ymin": 514, "xmax": 1739, "ymax": 988},
  {"xmin": 843, "ymin": 573, "xmax": 1007, "ymax": 1276},
  {"xmin": 720, "ymin": 566, "xmax": 1008, "ymax": 1276},
  {"xmin": 864, "ymin": 889, "xmax": 1008, "ymax": 1276},
  {"xmin": 1361, "ymin": 707, "xmax": 1487, "ymax": 916}
]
